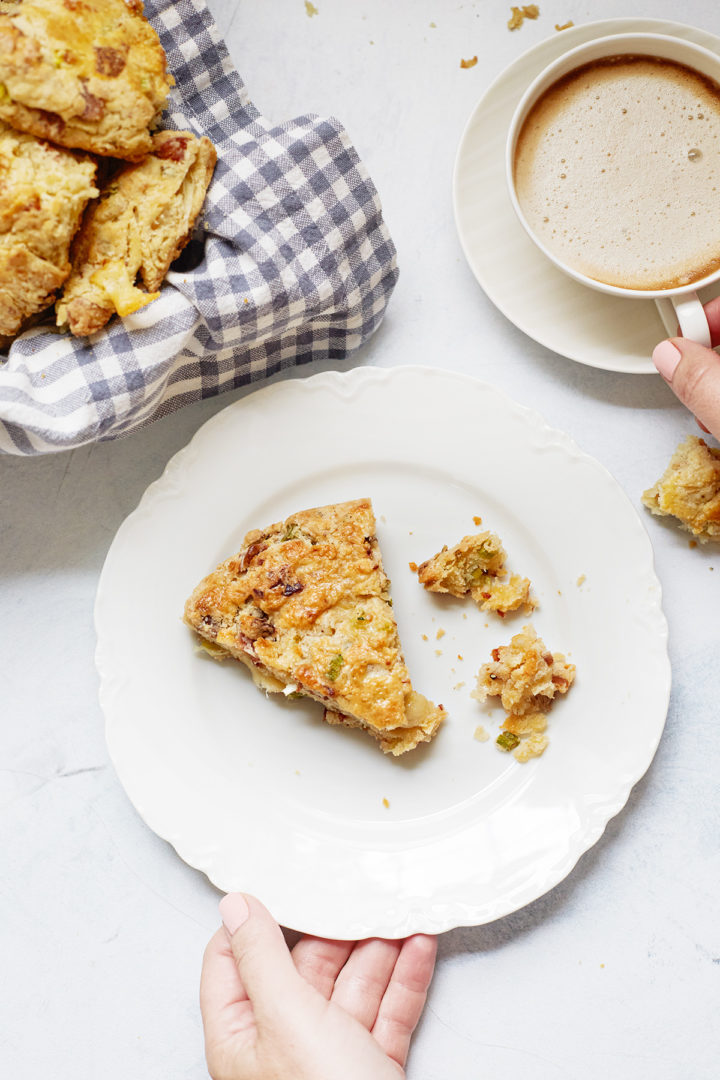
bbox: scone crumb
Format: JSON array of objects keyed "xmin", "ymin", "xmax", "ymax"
[
  {"xmin": 435, "ymin": 649, "xmax": 443, "ymax": 656},
  {"xmin": 382, "ymin": 797, "xmax": 390, "ymax": 808},
  {"xmin": 689, "ymin": 540, "xmax": 697, "ymax": 549},
  {"xmin": 475, "ymin": 626, "xmax": 575, "ymax": 763},
  {"xmin": 455, "ymin": 681, "xmax": 467, "ymax": 691},
  {"xmin": 436, "ymin": 628, "xmax": 445, "ymax": 640},
  {"xmin": 473, "ymin": 515, "xmax": 483, "ymax": 526},
  {"xmin": 642, "ymin": 436, "xmax": 720, "ymax": 541},
  {"xmin": 460, "ymin": 55, "xmax": 478, "ymax": 68},
  {"xmin": 305, "ymin": 1, "xmax": 319, "ymax": 16},
  {"xmin": 508, "ymin": 5, "xmax": 539, "ymax": 31},
  {"xmin": 513, "ymin": 733, "xmax": 549, "ymax": 761},
  {"xmin": 473, "ymin": 725, "xmax": 490, "ymax": 741},
  {"xmin": 555, "ymin": 20, "xmax": 574, "ymax": 30},
  {"xmin": 576, "ymin": 574, "xmax": 586, "ymax": 587},
  {"xmin": 457, "ymin": 654, "xmax": 464, "ymax": 661},
  {"xmin": 422, "ymin": 633, "xmax": 429, "ymax": 641},
  {"xmin": 409, "ymin": 561, "xmax": 418, "ymax": 572},
  {"xmin": 415, "ymin": 531, "xmax": 536, "ymax": 615}
]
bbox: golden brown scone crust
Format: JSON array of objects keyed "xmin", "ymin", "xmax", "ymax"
[
  {"xmin": 56, "ymin": 129, "xmax": 216, "ymax": 335},
  {"xmin": 642, "ymin": 435, "xmax": 720, "ymax": 542},
  {"xmin": 416, "ymin": 531, "xmax": 536, "ymax": 616},
  {"xmin": 0, "ymin": 118, "xmax": 97, "ymax": 334},
  {"xmin": 184, "ymin": 499, "xmax": 445, "ymax": 755},
  {"xmin": 0, "ymin": 0, "xmax": 170, "ymax": 160}
]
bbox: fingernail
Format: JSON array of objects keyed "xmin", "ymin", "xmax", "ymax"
[
  {"xmin": 652, "ymin": 340, "xmax": 681, "ymax": 382},
  {"xmin": 219, "ymin": 893, "xmax": 250, "ymax": 935}
]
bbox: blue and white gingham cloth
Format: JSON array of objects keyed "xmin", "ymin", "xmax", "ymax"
[{"xmin": 0, "ymin": 0, "xmax": 398, "ymax": 455}]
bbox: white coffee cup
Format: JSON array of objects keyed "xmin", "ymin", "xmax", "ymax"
[{"xmin": 506, "ymin": 33, "xmax": 720, "ymax": 347}]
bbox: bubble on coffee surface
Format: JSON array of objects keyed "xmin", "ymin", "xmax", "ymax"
[{"xmin": 513, "ymin": 56, "xmax": 720, "ymax": 289}]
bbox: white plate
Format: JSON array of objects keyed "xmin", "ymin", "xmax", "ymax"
[
  {"xmin": 95, "ymin": 367, "xmax": 670, "ymax": 938},
  {"xmin": 453, "ymin": 18, "xmax": 720, "ymax": 374}
]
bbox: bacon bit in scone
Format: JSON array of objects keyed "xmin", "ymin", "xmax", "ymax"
[
  {"xmin": 460, "ymin": 56, "xmax": 478, "ymax": 69},
  {"xmin": 508, "ymin": 5, "xmax": 539, "ymax": 30},
  {"xmin": 154, "ymin": 134, "xmax": 190, "ymax": 161},
  {"xmin": 80, "ymin": 81, "xmax": 105, "ymax": 120},
  {"xmin": 555, "ymin": 20, "xmax": 574, "ymax": 31},
  {"xmin": 94, "ymin": 45, "xmax": 127, "ymax": 76}
]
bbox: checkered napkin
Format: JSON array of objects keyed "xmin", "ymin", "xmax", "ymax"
[{"xmin": 0, "ymin": 0, "xmax": 398, "ymax": 455}]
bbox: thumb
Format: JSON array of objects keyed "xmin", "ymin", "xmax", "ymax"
[
  {"xmin": 653, "ymin": 338, "xmax": 720, "ymax": 439},
  {"xmin": 219, "ymin": 893, "xmax": 303, "ymax": 1024}
]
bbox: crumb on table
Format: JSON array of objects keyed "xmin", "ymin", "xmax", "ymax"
[
  {"xmin": 474, "ymin": 725, "xmax": 490, "ymax": 742},
  {"xmin": 576, "ymin": 574, "xmax": 586, "ymax": 587},
  {"xmin": 436, "ymin": 628, "xmax": 445, "ymax": 640},
  {"xmin": 508, "ymin": 5, "xmax": 539, "ymax": 31},
  {"xmin": 555, "ymin": 20, "xmax": 574, "ymax": 31},
  {"xmin": 382, "ymin": 797, "xmax": 390, "ymax": 808},
  {"xmin": 642, "ymin": 435, "xmax": 720, "ymax": 542},
  {"xmin": 460, "ymin": 55, "xmax": 478, "ymax": 68}
]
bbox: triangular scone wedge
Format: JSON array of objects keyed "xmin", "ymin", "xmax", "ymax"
[{"xmin": 184, "ymin": 499, "xmax": 445, "ymax": 755}]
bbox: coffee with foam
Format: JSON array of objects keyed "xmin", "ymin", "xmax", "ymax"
[{"xmin": 513, "ymin": 56, "xmax": 720, "ymax": 291}]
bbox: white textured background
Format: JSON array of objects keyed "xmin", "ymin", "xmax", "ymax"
[{"xmin": 1, "ymin": 2, "xmax": 718, "ymax": 1078}]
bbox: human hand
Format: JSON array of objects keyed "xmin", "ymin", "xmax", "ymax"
[
  {"xmin": 652, "ymin": 295, "xmax": 720, "ymax": 440},
  {"xmin": 200, "ymin": 893, "xmax": 437, "ymax": 1080}
]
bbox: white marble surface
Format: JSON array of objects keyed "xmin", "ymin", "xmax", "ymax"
[{"xmin": 2, "ymin": 1, "xmax": 719, "ymax": 1077}]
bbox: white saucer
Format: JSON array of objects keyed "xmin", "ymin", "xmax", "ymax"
[{"xmin": 453, "ymin": 18, "xmax": 720, "ymax": 374}]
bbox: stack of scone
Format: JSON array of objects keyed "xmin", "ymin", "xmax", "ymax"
[{"xmin": 0, "ymin": 0, "xmax": 216, "ymax": 339}]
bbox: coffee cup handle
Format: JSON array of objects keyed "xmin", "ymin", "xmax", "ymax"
[{"xmin": 655, "ymin": 292, "xmax": 711, "ymax": 347}]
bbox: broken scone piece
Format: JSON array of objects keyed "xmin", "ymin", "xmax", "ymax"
[
  {"xmin": 56, "ymin": 129, "xmax": 216, "ymax": 335},
  {"xmin": 415, "ymin": 531, "xmax": 536, "ymax": 616},
  {"xmin": 473, "ymin": 625, "xmax": 575, "ymax": 761},
  {"xmin": 0, "ymin": 119, "xmax": 98, "ymax": 335},
  {"xmin": 0, "ymin": 0, "xmax": 171, "ymax": 161},
  {"xmin": 184, "ymin": 499, "xmax": 446, "ymax": 756},
  {"xmin": 642, "ymin": 435, "xmax": 720, "ymax": 542}
]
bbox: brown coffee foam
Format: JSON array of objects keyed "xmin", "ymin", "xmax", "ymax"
[{"xmin": 514, "ymin": 56, "xmax": 720, "ymax": 290}]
